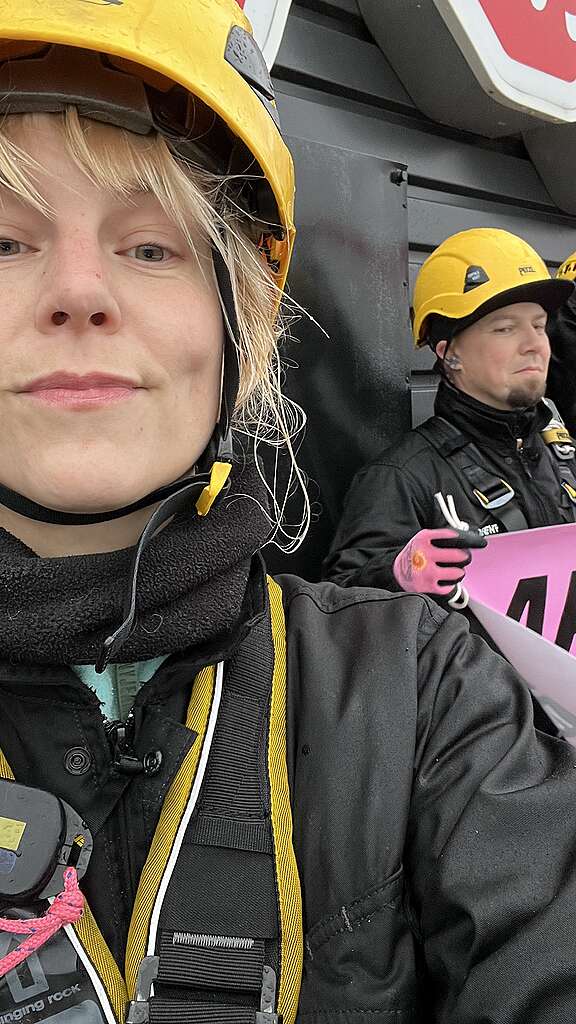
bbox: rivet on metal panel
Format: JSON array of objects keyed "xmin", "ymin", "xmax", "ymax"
[{"xmin": 390, "ymin": 168, "xmax": 408, "ymax": 186}]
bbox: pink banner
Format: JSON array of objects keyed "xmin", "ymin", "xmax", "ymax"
[{"xmin": 465, "ymin": 522, "xmax": 576, "ymax": 656}]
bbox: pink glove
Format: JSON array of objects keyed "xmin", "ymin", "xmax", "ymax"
[{"xmin": 393, "ymin": 527, "xmax": 486, "ymax": 596}]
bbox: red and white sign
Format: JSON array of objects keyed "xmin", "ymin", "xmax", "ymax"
[
  {"xmin": 434, "ymin": 0, "xmax": 576, "ymax": 122},
  {"xmin": 239, "ymin": 0, "xmax": 293, "ymax": 69}
]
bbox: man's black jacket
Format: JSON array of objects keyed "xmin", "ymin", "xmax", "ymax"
[
  {"xmin": 1, "ymin": 564, "xmax": 576, "ymax": 1022},
  {"xmin": 324, "ymin": 380, "xmax": 576, "ymax": 590},
  {"xmin": 547, "ymin": 292, "xmax": 576, "ymax": 435}
]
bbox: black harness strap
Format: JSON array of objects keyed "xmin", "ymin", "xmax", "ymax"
[
  {"xmin": 416, "ymin": 417, "xmax": 529, "ymax": 532},
  {"xmin": 188, "ymin": 815, "xmax": 273, "ymax": 854},
  {"xmin": 149, "ymin": 598, "xmax": 282, "ymax": 1024},
  {"xmin": 158, "ymin": 933, "xmax": 265, "ymax": 991}
]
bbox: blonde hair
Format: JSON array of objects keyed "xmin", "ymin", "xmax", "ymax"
[{"xmin": 0, "ymin": 109, "xmax": 309, "ymax": 549}]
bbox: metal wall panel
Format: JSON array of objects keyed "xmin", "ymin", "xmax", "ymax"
[
  {"xmin": 278, "ymin": 10, "xmax": 414, "ymax": 110},
  {"xmin": 408, "ymin": 191, "xmax": 576, "ymax": 266},
  {"xmin": 264, "ymin": 140, "xmax": 411, "ymax": 580},
  {"xmin": 268, "ymin": 0, "xmax": 576, "ymax": 577}
]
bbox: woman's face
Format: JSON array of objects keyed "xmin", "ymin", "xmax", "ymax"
[{"xmin": 0, "ymin": 120, "xmax": 223, "ymax": 515}]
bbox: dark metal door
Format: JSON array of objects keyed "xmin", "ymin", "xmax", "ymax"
[{"xmin": 264, "ymin": 137, "xmax": 411, "ymax": 580}]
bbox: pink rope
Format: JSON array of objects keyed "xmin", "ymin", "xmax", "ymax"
[{"xmin": 0, "ymin": 867, "xmax": 84, "ymax": 978}]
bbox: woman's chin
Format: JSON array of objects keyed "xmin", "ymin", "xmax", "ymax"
[{"xmin": 8, "ymin": 475, "xmax": 159, "ymax": 516}]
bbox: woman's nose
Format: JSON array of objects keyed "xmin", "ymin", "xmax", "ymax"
[{"xmin": 35, "ymin": 248, "xmax": 121, "ymax": 336}]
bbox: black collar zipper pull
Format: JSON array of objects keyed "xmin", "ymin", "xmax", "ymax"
[{"xmin": 105, "ymin": 712, "xmax": 144, "ymax": 776}]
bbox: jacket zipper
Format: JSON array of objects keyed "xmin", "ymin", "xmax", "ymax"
[
  {"xmin": 104, "ymin": 712, "xmax": 143, "ymax": 911},
  {"xmin": 515, "ymin": 447, "xmax": 555, "ymax": 527}
]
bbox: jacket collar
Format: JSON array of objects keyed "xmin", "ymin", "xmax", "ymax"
[{"xmin": 434, "ymin": 380, "xmax": 552, "ymax": 452}]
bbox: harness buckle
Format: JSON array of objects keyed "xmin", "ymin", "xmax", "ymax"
[
  {"xmin": 473, "ymin": 479, "xmax": 515, "ymax": 510},
  {"xmin": 125, "ymin": 955, "xmax": 159, "ymax": 1023},
  {"xmin": 553, "ymin": 442, "xmax": 576, "ymax": 461},
  {"xmin": 256, "ymin": 964, "xmax": 280, "ymax": 1023}
]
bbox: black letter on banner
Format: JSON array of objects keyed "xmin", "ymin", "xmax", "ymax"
[
  {"xmin": 506, "ymin": 575, "xmax": 547, "ymax": 635},
  {"xmin": 555, "ymin": 571, "xmax": 576, "ymax": 652}
]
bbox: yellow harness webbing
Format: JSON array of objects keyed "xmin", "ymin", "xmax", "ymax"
[
  {"xmin": 267, "ymin": 576, "xmax": 303, "ymax": 1024},
  {"xmin": 125, "ymin": 663, "xmax": 217, "ymax": 994}
]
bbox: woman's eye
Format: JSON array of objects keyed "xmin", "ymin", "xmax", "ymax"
[
  {"xmin": 127, "ymin": 243, "xmax": 173, "ymax": 262},
  {"xmin": 0, "ymin": 239, "xmax": 27, "ymax": 257}
]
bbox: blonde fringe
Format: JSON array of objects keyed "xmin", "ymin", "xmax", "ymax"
[{"xmin": 0, "ymin": 110, "xmax": 310, "ymax": 550}]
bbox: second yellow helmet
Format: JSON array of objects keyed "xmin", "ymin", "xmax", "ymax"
[
  {"xmin": 413, "ymin": 228, "xmax": 573, "ymax": 347},
  {"xmin": 557, "ymin": 252, "xmax": 576, "ymax": 282}
]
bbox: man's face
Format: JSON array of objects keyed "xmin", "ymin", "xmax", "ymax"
[
  {"xmin": 446, "ymin": 302, "xmax": 551, "ymax": 410},
  {"xmin": 0, "ymin": 118, "xmax": 224, "ymax": 517}
]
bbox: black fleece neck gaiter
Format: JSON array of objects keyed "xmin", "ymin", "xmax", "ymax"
[{"xmin": 0, "ymin": 459, "xmax": 271, "ymax": 666}]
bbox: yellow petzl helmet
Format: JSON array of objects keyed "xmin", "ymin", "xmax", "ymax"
[
  {"xmin": 557, "ymin": 251, "xmax": 576, "ymax": 282},
  {"xmin": 413, "ymin": 228, "xmax": 573, "ymax": 347},
  {"xmin": 0, "ymin": 0, "xmax": 295, "ymax": 287}
]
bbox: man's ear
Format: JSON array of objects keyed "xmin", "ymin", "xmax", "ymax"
[{"xmin": 436, "ymin": 339, "xmax": 462, "ymax": 371}]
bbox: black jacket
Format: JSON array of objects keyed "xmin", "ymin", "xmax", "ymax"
[
  {"xmin": 324, "ymin": 380, "xmax": 576, "ymax": 590},
  {"xmin": 2, "ymin": 561, "xmax": 576, "ymax": 1022},
  {"xmin": 547, "ymin": 293, "xmax": 576, "ymax": 436}
]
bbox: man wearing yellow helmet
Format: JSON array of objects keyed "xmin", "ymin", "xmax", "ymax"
[
  {"xmin": 326, "ymin": 228, "xmax": 576, "ymax": 617},
  {"xmin": 0, "ymin": 9, "xmax": 575, "ymax": 1024},
  {"xmin": 546, "ymin": 251, "xmax": 576, "ymax": 435}
]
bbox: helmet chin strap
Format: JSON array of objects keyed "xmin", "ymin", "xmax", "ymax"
[
  {"xmin": 0, "ymin": 249, "xmax": 241, "ymax": 670},
  {"xmin": 0, "ymin": 451, "xmax": 226, "ymax": 525},
  {"xmin": 94, "ymin": 441, "xmax": 232, "ymax": 671}
]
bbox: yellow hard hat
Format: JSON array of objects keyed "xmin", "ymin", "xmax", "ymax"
[
  {"xmin": 557, "ymin": 252, "xmax": 576, "ymax": 282},
  {"xmin": 413, "ymin": 228, "xmax": 573, "ymax": 347},
  {"xmin": 0, "ymin": 0, "xmax": 295, "ymax": 287}
]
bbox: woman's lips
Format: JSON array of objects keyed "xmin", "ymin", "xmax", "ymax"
[
  {"xmin": 19, "ymin": 373, "xmax": 141, "ymax": 408},
  {"xmin": 26, "ymin": 386, "xmax": 137, "ymax": 408}
]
